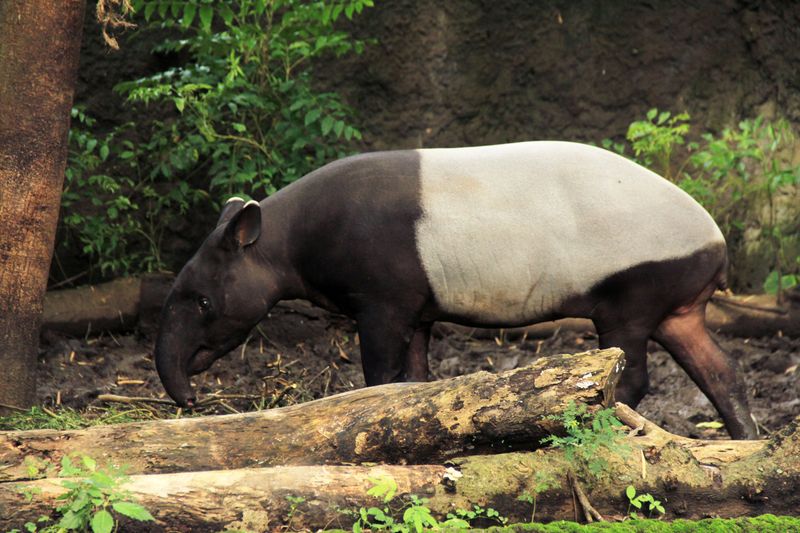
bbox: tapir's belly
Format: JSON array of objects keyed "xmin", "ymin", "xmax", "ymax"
[{"xmin": 413, "ymin": 141, "xmax": 724, "ymax": 324}]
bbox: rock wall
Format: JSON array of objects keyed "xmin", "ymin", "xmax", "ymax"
[
  {"xmin": 71, "ymin": 1, "xmax": 800, "ymax": 290},
  {"xmin": 316, "ymin": 0, "xmax": 800, "ymax": 150}
]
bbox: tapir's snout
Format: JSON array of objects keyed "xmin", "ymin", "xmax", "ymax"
[{"xmin": 154, "ymin": 312, "xmax": 199, "ymax": 408}]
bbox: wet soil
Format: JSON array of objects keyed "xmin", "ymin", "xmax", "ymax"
[{"xmin": 36, "ymin": 301, "xmax": 800, "ymax": 439}]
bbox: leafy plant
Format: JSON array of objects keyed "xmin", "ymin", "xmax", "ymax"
[
  {"xmin": 684, "ymin": 117, "xmax": 800, "ymax": 298},
  {"xmin": 626, "ymin": 108, "xmax": 691, "ymax": 180},
  {"xmin": 118, "ymin": 0, "xmax": 370, "ymax": 198},
  {"xmin": 14, "ymin": 454, "xmax": 154, "ymax": 533},
  {"xmin": 59, "ymin": 0, "xmax": 370, "ymax": 280},
  {"xmin": 349, "ymin": 475, "xmax": 507, "ymax": 532},
  {"xmin": 603, "ymin": 109, "xmax": 800, "ymax": 297},
  {"xmin": 60, "ymin": 108, "xmax": 144, "ymax": 276},
  {"xmin": 540, "ymin": 401, "xmax": 629, "ymax": 477},
  {"xmin": 625, "ymin": 485, "xmax": 665, "ymax": 519},
  {"xmin": 517, "ymin": 470, "xmax": 558, "ymax": 522},
  {"xmin": 0, "ymin": 405, "xmax": 157, "ymax": 431}
]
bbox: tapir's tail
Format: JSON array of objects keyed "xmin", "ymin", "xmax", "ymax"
[{"xmin": 715, "ymin": 248, "xmax": 730, "ymax": 292}]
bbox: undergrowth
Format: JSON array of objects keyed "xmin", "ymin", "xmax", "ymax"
[{"xmin": 0, "ymin": 406, "xmax": 158, "ymax": 431}]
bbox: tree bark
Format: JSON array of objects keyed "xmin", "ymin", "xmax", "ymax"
[
  {"xmin": 0, "ymin": 407, "xmax": 795, "ymax": 531},
  {"xmin": 0, "ymin": 348, "xmax": 624, "ymax": 482},
  {"xmin": 0, "ymin": 0, "xmax": 86, "ymax": 412}
]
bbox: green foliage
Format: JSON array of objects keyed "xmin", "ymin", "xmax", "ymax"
[
  {"xmin": 0, "ymin": 406, "xmax": 156, "ymax": 431},
  {"xmin": 118, "ymin": 0, "xmax": 369, "ymax": 197},
  {"xmin": 61, "ymin": 0, "xmax": 369, "ymax": 279},
  {"xmin": 626, "ymin": 108, "xmax": 691, "ymax": 180},
  {"xmin": 604, "ymin": 109, "xmax": 800, "ymax": 296},
  {"xmin": 61, "ymin": 108, "xmax": 144, "ymax": 275},
  {"xmin": 348, "ymin": 476, "xmax": 506, "ymax": 532},
  {"xmin": 439, "ymin": 514, "xmax": 800, "ymax": 531},
  {"xmin": 12, "ymin": 454, "xmax": 154, "ymax": 533},
  {"xmin": 625, "ymin": 485, "xmax": 665, "ymax": 519},
  {"xmin": 540, "ymin": 401, "xmax": 629, "ymax": 477},
  {"xmin": 517, "ymin": 470, "xmax": 558, "ymax": 522}
]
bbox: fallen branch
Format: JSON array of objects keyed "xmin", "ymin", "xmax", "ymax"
[
  {"xmin": 2, "ymin": 410, "xmax": 799, "ymax": 531},
  {"xmin": 0, "ymin": 348, "xmax": 624, "ymax": 482}
]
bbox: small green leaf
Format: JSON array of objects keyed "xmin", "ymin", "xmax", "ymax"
[
  {"xmin": 174, "ymin": 97, "xmax": 185, "ymax": 113},
  {"xmin": 646, "ymin": 108, "xmax": 658, "ymax": 121},
  {"xmin": 321, "ymin": 116, "xmax": 335, "ymax": 135},
  {"xmin": 626, "ymin": 485, "xmax": 636, "ymax": 500},
  {"xmin": 199, "ymin": 5, "xmax": 213, "ymax": 32},
  {"xmin": 304, "ymin": 109, "xmax": 321, "ymax": 126},
  {"xmin": 82, "ymin": 455, "xmax": 97, "ymax": 472},
  {"xmin": 232, "ymin": 122, "xmax": 247, "ymax": 133},
  {"xmin": 112, "ymin": 501, "xmax": 155, "ymax": 521},
  {"xmin": 695, "ymin": 420, "xmax": 724, "ymax": 429},
  {"xmin": 57, "ymin": 510, "xmax": 82, "ymax": 529},
  {"xmin": 182, "ymin": 3, "xmax": 196, "ymax": 28},
  {"xmin": 219, "ymin": 4, "xmax": 234, "ymax": 26},
  {"xmin": 144, "ymin": 2, "xmax": 156, "ymax": 21},
  {"xmin": 91, "ymin": 510, "xmax": 114, "ymax": 533}
]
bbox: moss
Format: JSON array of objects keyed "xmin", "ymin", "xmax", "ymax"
[{"xmin": 474, "ymin": 514, "xmax": 800, "ymax": 532}]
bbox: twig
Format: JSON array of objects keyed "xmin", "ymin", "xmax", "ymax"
[
  {"xmin": 48, "ymin": 270, "xmax": 89, "ymax": 290},
  {"xmin": 97, "ymin": 394, "xmax": 176, "ymax": 405},
  {"xmin": 711, "ymin": 294, "xmax": 789, "ymax": 315},
  {"xmin": 0, "ymin": 402, "xmax": 27, "ymax": 412},
  {"xmin": 568, "ymin": 472, "xmax": 605, "ymax": 523}
]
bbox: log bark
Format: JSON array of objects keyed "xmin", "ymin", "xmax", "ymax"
[
  {"xmin": 1, "ymin": 407, "xmax": 796, "ymax": 531},
  {"xmin": 41, "ymin": 274, "xmax": 800, "ymax": 339},
  {"xmin": 0, "ymin": 0, "xmax": 86, "ymax": 413},
  {"xmin": 42, "ymin": 273, "xmax": 173, "ymax": 336},
  {"xmin": 0, "ymin": 348, "xmax": 624, "ymax": 482}
]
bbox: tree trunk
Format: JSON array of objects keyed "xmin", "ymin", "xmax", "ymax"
[
  {"xmin": 0, "ymin": 0, "xmax": 86, "ymax": 413},
  {"xmin": 0, "ymin": 348, "xmax": 624, "ymax": 482},
  {"xmin": 1, "ymin": 408, "xmax": 796, "ymax": 531}
]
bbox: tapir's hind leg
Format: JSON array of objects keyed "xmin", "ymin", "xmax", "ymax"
[{"xmin": 652, "ymin": 301, "xmax": 757, "ymax": 440}]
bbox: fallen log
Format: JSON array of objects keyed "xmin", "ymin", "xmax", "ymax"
[
  {"xmin": 0, "ymin": 348, "xmax": 624, "ymax": 482},
  {"xmin": 42, "ymin": 275, "xmax": 800, "ymax": 338},
  {"xmin": 42, "ymin": 273, "xmax": 173, "ymax": 335},
  {"xmin": 1, "ymin": 407, "xmax": 795, "ymax": 531}
]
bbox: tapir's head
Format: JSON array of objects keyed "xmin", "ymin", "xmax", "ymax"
[{"xmin": 155, "ymin": 198, "xmax": 278, "ymax": 407}]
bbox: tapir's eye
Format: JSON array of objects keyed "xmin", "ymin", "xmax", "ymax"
[{"xmin": 197, "ymin": 296, "xmax": 211, "ymax": 312}]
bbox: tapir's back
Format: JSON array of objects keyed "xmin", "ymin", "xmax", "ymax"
[{"xmin": 413, "ymin": 141, "xmax": 724, "ymax": 324}]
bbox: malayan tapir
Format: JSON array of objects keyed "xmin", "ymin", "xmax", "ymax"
[{"xmin": 154, "ymin": 141, "xmax": 758, "ymax": 439}]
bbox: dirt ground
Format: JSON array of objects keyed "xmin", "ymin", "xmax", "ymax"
[{"xmin": 36, "ymin": 300, "xmax": 800, "ymax": 439}]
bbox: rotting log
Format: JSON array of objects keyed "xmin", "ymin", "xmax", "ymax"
[
  {"xmin": 42, "ymin": 275, "xmax": 800, "ymax": 338},
  {"xmin": 0, "ymin": 348, "xmax": 624, "ymax": 482},
  {"xmin": 42, "ymin": 273, "xmax": 173, "ymax": 336},
  {"xmin": 2, "ymin": 408, "xmax": 797, "ymax": 531}
]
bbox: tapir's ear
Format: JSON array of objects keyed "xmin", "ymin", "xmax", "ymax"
[
  {"xmin": 223, "ymin": 200, "xmax": 262, "ymax": 249},
  {"xmin": 217, "ymin": 197, "xmax": 246, "ymax": 227}
]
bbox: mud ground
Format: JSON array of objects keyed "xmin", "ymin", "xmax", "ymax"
[{"xmin": 36, "ymin": 301, "xmax": 800, "ymax": 439}]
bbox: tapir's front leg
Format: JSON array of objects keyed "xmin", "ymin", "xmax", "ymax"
[{"xmin": 356, "ymin": 306, "xmax": 421, "ymax": 385}]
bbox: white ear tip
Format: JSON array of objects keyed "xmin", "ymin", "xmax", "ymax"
[
  {"xmin": 226, "ymin": 196, "xmax": 245, "ymax": 204},
  {"xmin": 244, "ymin": 200, "xmax": 260, "ymax": 207}
]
